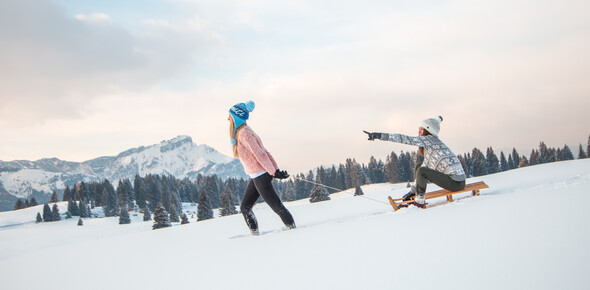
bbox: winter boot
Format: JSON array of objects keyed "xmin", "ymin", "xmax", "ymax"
[
  {"xmin": 286, "ymin": 223, "xmax": 296, "ymax": 230},
  {"xmin": 250, "ymin": 228, "xmax": 260, "ymax": 236},
  {"xmin": 402, "ymin": 192, "xmax": 415, "ymax": 201},
  {"xmin": 412, "ymin": 192, "xmax": 426, "ymax": 209},
  {"xmin": 403, "ymin": 185, "xmax": 417, "ymax": 201}
]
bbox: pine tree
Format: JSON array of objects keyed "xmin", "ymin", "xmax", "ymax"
[
  {"xmin": 78, "ymin": 218, "xmax": 83, "ymax": 226},
  {"xmin": 220, "ymin": 187, "xmax": 238, "ymax": 216},
  {"xmin": 486, "ymin": 147, "xmax": 500, "ymax": 174},
  {"xmin": 117, "ymin": 180, "xmax": 128, "ymax": 211},
  {"xmin": 316, "ymin": 166, "xmax": 328, "ymax": 185},
  {"xmin": 52, "ymin": 203, "xmax": 61, "ymax": 221},
  {"xmin": 305, "ymin": 170, "xmax": 314, "ymax": 196},
  {"xmin": 281, "ymin": 180, "xmax": 296, "ymax": 201},
  {"xmin": 123, "ymin": 179, "xmax": 135, "ymax": 210},
  {"xmin": 43, "ymin": 203, "xmax": 53, "ymax": 222},
  {"xmin": 511, "ymin": 148, "xmax": 521, "ymax": 169},
  {"xmin": 153, "ymin": 203, "xmax": 171, "ymax": 230},
  {"xmin": 36, "ymin": 212, "xmax": 43, "ymax": 223},
  {"xmin": 181, "ymin": 213, "xmax": 190, "ymax": 225},
  {"xmin": 398, "ymin": 152, "xmax": 412, "ymax": 182},
  {"xmin": 384, "ymin": 152, "xmax": 400, "ymax": 183},
  {"xmin": 367, "ymin": 156, "xmax": 384, "ymax": 184},
  {"xmin": 197, "ymin": 188, "xmax": 214, "ymax": 221},
  {"xmin": 358, "ymin": 164, "xmax": 369, "ymax": 186},
  {"xmin": 68, "ymin": 198, "xmax": 80, "ymax": 216},
  {"xmin": 169, "ymin": 194, "xmax": 180, "ymax": 223},
  {"xmin": 325, "ymin": 166, "xmax": 338, "ymax": 193},
  {"xmin": 172, "ymin": 191, "xmax": 182, "ymax": 215},
  {"xmin": 134, "ymin": 175, "xmax": 147, "ymax": 210},
  {"xmin": 77, "ymin": 182, "xmax": 90, "ymax": 202},
  {"xmin": 471, "ymin": 148, "xmax": 487, "ymax": 176},
  {"xmin": 538, "ymin": 142, "xmax": 556, "ymax": 164},
  {"xmin": 309, "ymin": 183, "xmax": 330, "ymax": 203},
  {"xmin": 29, "ymin": 197, "xmax": 38, "ymax": 207},
  {"xmin": 161, "ymin": 176, "xmax": 171, "ymax": 212},
  {"xmin": 65, "ymin": 211, "xmax": 72, "ymax": 219},
  {"xmin": 500, "ymin": 152, "xmax": 509, "ymax": 172},
  {"xmin": 119, "ymin": 206, "xmax": 131, "ymax": 225},
  {"xmin": 561, "ymin": 145, "xmax": 574, "ymax": 161},
  {"xmin": 208, "ymin": 176, "xmax": 222, "ymax": 209},
  {"xmin": 14, "ymin": 199, "xmax": 24, "ymax": 211},
  {"xmin": 463, "ymin": 153, "xmax": 474, "ymax": 177},
  {"xmin": 529, "ymin": 149, "xmax": 539, "ymax": 166},
  {"xmin": 79, "ymin": 199, "xmax": 90, "ymax": 218},
  {"xmin": 354, "ymin": 185, "xmax": 364, "ymax": 196},
  {"xmin": 579, "ymin": 144, "xmax": 587, "ymax": 159},
  {"xmin": 143, "ymin": 206, "xmax": 152, "ymax": 221},
  {"xmin": 335, "ymin": 165, "xmax": 346, "ymax": 191},
  {"xmin": 519, "ymin": 156, "xmax": 529, "ymax": 167},
  {"xmin": 87, "ymin": 182, "xmax": 100, "ymax": 206},
  {"xmin": 146, "ymin": 175, "xmax": 162, "ymax": 212},
  {"xmin": 50, "ymin": 191, "xmax": 59, "ymax": 203},
  {"xmin": 63, "ymin": 186, "xmax": 71, "ymax": 202},
  {"xmin": 101, "ymin": 185, "xmax": 119, "ymax": 217}
]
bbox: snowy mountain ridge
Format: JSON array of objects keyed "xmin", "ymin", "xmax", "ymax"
[{"xmin": 0, "ymin": 136, "xmax": 246, "ymax": 211}]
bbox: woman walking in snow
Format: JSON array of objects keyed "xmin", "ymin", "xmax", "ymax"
[
  {"xmin": 364, "ymin": 116, "xmax": 466, "ymax": 208},
  {"xmin": 229, "ymin": 101, "xmax": 296, "ymax": 235}
]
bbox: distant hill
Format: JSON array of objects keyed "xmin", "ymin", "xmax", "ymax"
[{"xmin": 0, "ymin": 136, "xmax": 246, "ymax": 212}]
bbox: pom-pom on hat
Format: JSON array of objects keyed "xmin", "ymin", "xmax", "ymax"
[
  {"xmin": 419, "ymin": 116, "xmax": 443, "ymax": 136},
  {"xmin": 229, "ymin": 101, "xmax": 255, "ymax": 145}
]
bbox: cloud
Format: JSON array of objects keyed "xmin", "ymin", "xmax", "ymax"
[
  {"xmin": 74, "ymin": 13, "xmax": 112, "ymax": 23},
  {"xmin": 0, "ymin": 0, "xmax": 223, "ymax": 127}
]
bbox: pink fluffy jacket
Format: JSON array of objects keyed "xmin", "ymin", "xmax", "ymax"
[{"xmin": 236, "ymin": 125, "xmax": 278, "ymax": 176}]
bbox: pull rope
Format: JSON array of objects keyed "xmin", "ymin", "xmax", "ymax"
[{"xmin": 291, "ymin": 176, "xmax": 390, "ymax": 206}]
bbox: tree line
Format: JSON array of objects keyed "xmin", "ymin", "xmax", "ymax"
[
  {"xmin": 275, "ymin": 135, "xmax": 590, "ymax": 202},
  {"xmin": 18, "ymin": 134, "xmax": 590, "ymax": 226}
]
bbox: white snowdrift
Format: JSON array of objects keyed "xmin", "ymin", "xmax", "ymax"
[{"xmin": 1, "ymin": 159, "xmax": 589, "ymax": 290}]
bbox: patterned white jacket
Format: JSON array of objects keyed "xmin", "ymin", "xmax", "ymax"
[{"xmin": 380, "ymin": 133, "xmax": 466, "ymax": 182}]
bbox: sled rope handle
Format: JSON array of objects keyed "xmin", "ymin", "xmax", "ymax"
[{"xmin": 291, "ymin": 176, "xmax": 390, "ymax": 205}]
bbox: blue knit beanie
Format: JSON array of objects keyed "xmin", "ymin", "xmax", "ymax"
[{"xmin": 229, "ymin": 100, "xmax": 255, "ymax": 145}]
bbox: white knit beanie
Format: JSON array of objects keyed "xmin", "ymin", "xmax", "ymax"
[{"xmin": 420, "ymin": 116, "xmax": 443, "ymax": 136}]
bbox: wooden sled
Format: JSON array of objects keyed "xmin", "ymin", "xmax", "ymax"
[{"xmin": 388, "ymin": 181, "xmax": 489, "ymax": 211}]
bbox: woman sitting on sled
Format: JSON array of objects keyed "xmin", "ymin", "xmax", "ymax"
[{"xmin": 364, "ymin": 116, "xmax": 466, "ymax": 208}]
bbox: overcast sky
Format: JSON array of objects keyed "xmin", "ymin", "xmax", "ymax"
[{"xmin": 1, "ymin": 0, "xmax": 589, "ymax": 173}]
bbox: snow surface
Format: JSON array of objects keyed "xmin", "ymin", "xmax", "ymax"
[{"xmin": 1, "ymin": 159, "xmax": 589, "ymax": 290}]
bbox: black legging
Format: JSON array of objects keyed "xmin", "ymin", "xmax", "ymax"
[
  {"xmin": 240, "ymin": 173, "xmax": 295, "ymax": 231},
  {"xmin": 415, "ymin": 166, "xmax": 465, "ymax": 195},
  {"xmin": 413, "ymin": 162, "xmax": 465, "ymax": 195}
]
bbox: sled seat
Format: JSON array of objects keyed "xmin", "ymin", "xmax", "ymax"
[{"xmin": 387, "ymin": 181, "xmax": 489, "ymax": 211}]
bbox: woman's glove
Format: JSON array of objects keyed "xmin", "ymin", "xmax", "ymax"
[
  {"xmin": 274, "ymin": 169, "xmax": 289, "ymax": 179},
  {"xmin": 363, "ymin": 130, "xmax": 382, "ymax": 141}
]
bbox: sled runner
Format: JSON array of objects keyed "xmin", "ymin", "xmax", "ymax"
[{"xmin": 388, "ymin": 181, "xmax": 489, "ymax": 211}]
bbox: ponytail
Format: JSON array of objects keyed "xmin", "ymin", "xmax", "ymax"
[{"xmin": 229, "ymin": 117, "xmax": 245, "ymax": 158}]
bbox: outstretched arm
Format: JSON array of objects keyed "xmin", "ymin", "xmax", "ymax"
[{"xmin": 364, "ymin": 130, "xmax": 433, "ymax": 147}]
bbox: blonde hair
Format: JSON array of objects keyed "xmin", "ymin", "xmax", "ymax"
[{"xmin": 229, "ymin": 116, "xmax": 245, "ymax": 158}]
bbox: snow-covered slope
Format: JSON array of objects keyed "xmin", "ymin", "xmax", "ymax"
[
  {"xmin": 1, "ymin": 159, "xmax": 589, "ymax": 290},
  {"xmin": 0, "ymin": 136, "xmax": 245, "ymax": 211}
]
